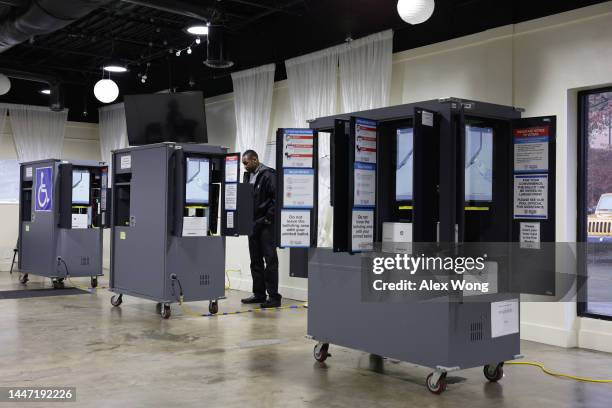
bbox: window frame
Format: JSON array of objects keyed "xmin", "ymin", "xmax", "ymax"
[{"xmin": 577, "ymin": 85, "xmax": 612, "ymax": 321}]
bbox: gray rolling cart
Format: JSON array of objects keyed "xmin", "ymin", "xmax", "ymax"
[
  {"xmin": 276, "ymin": 98, "xmax": 556, "ymax": 393},
  {"xmin": 18, "ymin": 159, "xmax": 109, "ymax": 288},
  {"xmin": 109, "ymin": 143, "xmax": 252, "ymax": 318}
]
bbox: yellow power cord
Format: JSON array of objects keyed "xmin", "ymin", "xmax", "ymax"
[
  {"xmin": 66, "ymin": 276, "xmax": 107, "ymax": 291},
  {"xmin": 177, "ymin": 295, "xmax": 308, "ymax": 318},
  {"xmin": 506, "ymin": 361, "xmax": 612, "ymax": 384}
]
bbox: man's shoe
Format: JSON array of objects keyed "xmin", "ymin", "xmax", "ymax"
[
  {"xmin": 260, "ymin": 298, "xmax": 281, "ymax": 309},
  {"xmin": 241, "ymin": 295, "xmax": 266, "ymax": 304}
]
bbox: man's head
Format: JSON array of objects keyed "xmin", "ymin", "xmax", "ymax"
[{"xmin": 242, "ymin": 150, "xmax": 260, "ymax": 173}]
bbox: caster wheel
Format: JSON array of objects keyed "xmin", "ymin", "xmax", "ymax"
[
  {"xmin": 91, "ymin": 276, "xmax": 98, "ymax": 288},
  {"xmin": 209, "ymin": 301, "xmax": 219, "ymax": 315},
  {"xmin": 19, "ymin": 274, "xmax": 29, "ymax": 284},
  {"xmin": 52, "ymin": 279, "xmax": 65, "ymax": 289},
  {"xmin": 161, "ymin": 304, "xmax": 171, "ymax": 319},
  {"xmin": 483, "ymin": 363, "xmax": 504, "ymax": 382},
  {"xmin": 426, "ymin": 372, "xmax": 447, "ymax": 394},
  {"xmin": 313, "ymin": 343, "xmax": 330, "ymax": 362},
  {"xmin": 156, "ymin": 302, "xmax": 162, "ymax": 314},
  {"xmin": 110, "ymin": 294, "xmax": 123, "ymax": 307}
]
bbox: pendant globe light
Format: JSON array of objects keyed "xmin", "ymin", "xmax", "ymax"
[
  {"xmin": 397, "ymin": 0, "xmax": 435, "ymax": 25},
  {"xmin": 0, "ymin": 73, "xmax": 11, "ymax": 95},
  {"xmin": 94, "ymin": 78, "xmax": 119, "ymax": 103}
]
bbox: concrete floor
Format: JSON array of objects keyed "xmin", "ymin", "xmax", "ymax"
[{"xmin": 0, "ymin": 272, "xmax": 612, "ymax": 408}]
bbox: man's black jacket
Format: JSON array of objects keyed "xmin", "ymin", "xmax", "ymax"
[{"xmin": 243, "ymin": 165, "xmax": 276, "ymax": 225}]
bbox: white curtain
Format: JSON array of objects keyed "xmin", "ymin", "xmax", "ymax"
[
  {"xmin": 285, "ymin": 48, "xmax": 339, "ymax": 126},
  {"xmin": 285, "ymin": 49, "xmax": 340, "ymax": 247},
  {"xmin": 338, "ymin": 29, "xmax": 393, "ymax": 112},
  {"xmin": 231, "ymin": 64, "xmax": 276, "ymax": 165},
  {"xmin": 8, "ymin": 104, "xmax": 67, "ymax": 162},
  {"xmin": 99, "ymin": 102, "xmax": 128, "ymax": 179}
]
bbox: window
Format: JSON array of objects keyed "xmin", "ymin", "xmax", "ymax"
[
  {"xmin": 578, "ymin": 87, "xmax": 612, "ymax": 319},
  {"xmin": 0, "ymin": 159, "xmax": 19, "ymax": 203}
]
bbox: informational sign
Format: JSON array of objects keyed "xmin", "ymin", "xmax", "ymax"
[
  {"xmin": 71, "ymin": 214, "xmax": 88, "ymax": 229},
  {"xmin": 224, "ymin": 155, "xmax": 239, "ymax": 183},
  {"xmin": 491, "ymin": 299, "xmax": 519, "ymax": 338},
  {"xmin": 227, "ymin": 211, "xmax": 234, "ymax": 229},
  {"xmin": 351, "ymin": 209, "xmax": 374, "ymax": 252},
  {"xmin": 25, "ymin": 166, "xmax": 32, "ymax": 178},
  {"xmin": 280, "ymin": 210, "xmax": 311, "ymax": 247},
  {"xmin": 283, "ymin": 168, "xmax": 314, "ymax": 208},
  {"xmin": 182, "ymin": 216, "xmax": 208, "ymax": 237},
  {"xmin": 355, "ymin": 118, "xmax": 377, "ymax": 164},
  {"xmin": 422, "ymin": 111, "xmax": 434, "ymax": 127},
  {"xmin": 35, "ymin": 166, "xmax": 53, "ymax": 212},
  {"xmin": 514, "ymin": 174, "xmax": 548, "ymax": 219},
  {"xmin": 520, "ymin": 222, "xmax": 541, "ymax": 249},
  {"xmin": 514, "ymin": 126, "xmax": 549, "ymax": 173},
  {"xmin": 120, "ymin": 155, "xmax": 131, "ymax": 170},
  {"xmin": 283, "ymin": 129, "xmax": 314, "ymax": 168},
  {"xmin": 224, "ymin": 183, "xmax": 237, "ymax": 211},
  {"xmin": 520, "ymin": 222, "xmax": 541, "ymax": 243},
  {"xmin": 354, "ymin": 162, "xmax": 376, "ymax": 207}
]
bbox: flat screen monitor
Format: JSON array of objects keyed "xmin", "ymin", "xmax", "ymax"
[
  {"xmin": 185, "ymin": 157, "xmax": 210, "ymax": 204},
  {"xmin": 395, "ymin": 127, "xmax": 414, "ymax": 201},
  {"xmin": 124, "ymin": 92, "xmax": 207, "ymax": 145},
  {"xmin": 72, "ymin": 169, "xmax": 90, "ymax": 205},
  {"xmin": 465, "ymin": 125, "xmax": 493, "ymax": 202}
]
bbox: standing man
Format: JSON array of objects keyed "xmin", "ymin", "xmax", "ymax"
[{"xmin": 241, "ymin": 150, "xmax": 282, "ymax": 308}]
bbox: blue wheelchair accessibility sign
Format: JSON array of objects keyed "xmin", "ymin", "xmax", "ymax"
[{"xmin": 35, "ymin": 166, "xmax": 53, "ymax": 212}]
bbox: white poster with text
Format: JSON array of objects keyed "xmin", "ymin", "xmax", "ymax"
[
  {"xmin": 514, "ymin": 174, "xmax": 548, "ymax": 219},
  {"xmin": 224, "ymin": 155, "xmax": 239, "ymax": 183},
  {"xmin": 283, "ymin": 130, "xmax": 314, "ymax": 168},
  {"xmin": 351, "ymin": 209, "xmax": 374, "ymax": 252},
  {"xmin": 280, "ymin": 210, "xmax": 311, "ymax": 248},
  {"xmin": 283, "ymin": 168, "xmax": 314, "ymax": 208},
  {"xmin": 354, "ymin": 162, "xmax": 376, "ymax": 207},
  {"xmin": 491, "ymin": 299, "xmax": 519, "ymax": 338},
  {"xmin": 513, "ymin": 126, "xmax": 549, "ymax": 173},
  {"xmin": 224, "ymin": 183, "xmax": 237, "ymax": 211},
  {"xmin": 355, "ymin": 118, "xmax": 377, "ymax": 164}
]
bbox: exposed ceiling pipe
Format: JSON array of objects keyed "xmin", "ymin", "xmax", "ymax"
[
  {"xmin": 0, "ymin": 0, "xmax": 112, "ymax": 53},
  {"xmin": 0, "ymin": 1, "xmax": 24, "ymax": 6},
  {"xmin": 120, "ymin": 0, "xmax": 210, "ymax": 21},
  {"xmin": 226, "ymin": 0, "xmax": 301, "ymax": 16},
  {"xmin": 0, "ymin": 67, "xmax": 63, "ymax": 110},
  {"xmin": 232, "ymin": 0, "xmax": 304, "ymax": 29}
]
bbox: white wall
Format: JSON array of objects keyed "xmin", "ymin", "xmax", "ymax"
[
  {"xmin": 205, "ymin": 2, "xmax": 612, "ymax": 350},
  {"xmin": 0, "ymin": 118, "xmax": 100, "ymax": 270}
]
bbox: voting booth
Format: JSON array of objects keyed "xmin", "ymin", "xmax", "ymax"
[
  {"xmin": 18, "ymin": 159, "xmax": 109, "ymax": 288},
  {"xmin": 109, "ymin": 143, "xmax": 253, "ymax": 318},
  {"xmin": 277, "ymin": 98, "xmax": 556, "ymax": 393}
]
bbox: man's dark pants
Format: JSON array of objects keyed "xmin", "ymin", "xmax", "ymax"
[{"xmin": 248, "ymin": 223, "xmax": 280, "ymax": 300}]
